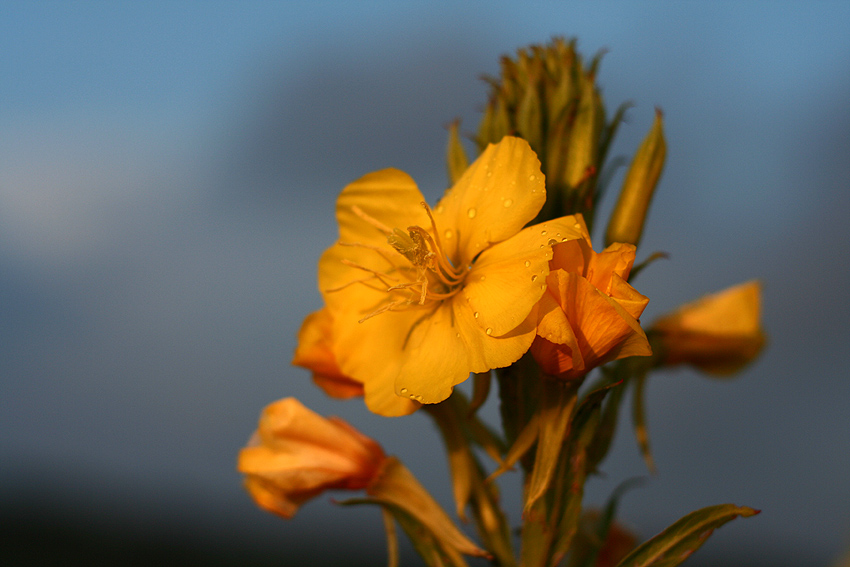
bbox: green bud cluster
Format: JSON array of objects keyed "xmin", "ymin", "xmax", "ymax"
[{"xmin": 476, "ymin": 38, "xmax": 626, "ymax": 230}]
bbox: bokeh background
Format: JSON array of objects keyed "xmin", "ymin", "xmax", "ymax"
[{"xmin": 2, "ymin": 2, "xmax": 849, "ymax": 566}]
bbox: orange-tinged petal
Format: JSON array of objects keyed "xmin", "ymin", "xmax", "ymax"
[
  {"xmin": 585, "ymin": 242, "xmax": 638, "ymax": 292},
  {"xmin": 464, "ymin": 215, "xmax": 585, "ymax": 336},
  {"xmin": 237, "ymin": 398, "xmax": 387, "ymax": 518},
  {"xmin": 292, "ymin": 308, "xmax": 364, "ymax": 399},
  {"xmin": 608, "ymin": 273, "xmax": 650, "ymax": 320},
  {"xmin": 532, "ymin": 234, "xmax": 651, "ymax": 379},
  {"xmin": 652, "ymin": 280, "xmax": 765, "ymax": 375},
  {"xmin": 434, "ymin": 137, "xmax": 546, "ymax": 267}
]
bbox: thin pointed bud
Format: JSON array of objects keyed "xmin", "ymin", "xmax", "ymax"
[
  {"xmin": 564, "ymin": 75, "xmax": 602, "ymax": 190},
  {"xmin": 605, "ymin": 108, "xmax": 667, "ymax": 247},
  {"xmin": 446, "ymin": 120, "xmax": 469, "ymax": 185},
  {"xmin": 516, "ymin": 62, "xmax": 543, "ymax": 150}
]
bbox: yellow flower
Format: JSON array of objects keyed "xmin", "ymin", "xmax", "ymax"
[
  {"xmin": 651, "ymin": 280, "xmax": 765, "ymax": 375},
  {"xmin": 292, "ymin": 308, "xmax": 364, "ymax": 399},
  {"xmin": 318, "ymin": 137, "xmax": 585, "ymax": 416},
  {"xmin": 531, "ymin": 225, "xmax": 652, "ymax": 379},
  {"xmin": 237, "ymin": 397, "xmax": 386, "ymax": 519}
]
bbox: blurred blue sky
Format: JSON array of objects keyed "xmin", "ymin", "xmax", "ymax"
[{"xmin": 2, "ymin": 2, "xmax": 849, "ymax": 565}]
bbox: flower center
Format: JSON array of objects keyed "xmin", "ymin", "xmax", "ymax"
[{"xmin": 329, "ymin": 202, "xmax": 467, "ymax": 322}]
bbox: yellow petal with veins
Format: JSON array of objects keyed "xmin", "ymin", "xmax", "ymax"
[
  {"xmin": 395, "ymin": 299, "xmax": 538, "ymax": 404},
  {"xmin": 434, "ymin": 137, "xmax": 546, "ymax": 267},
  {"xmin": 336, "ymin": 168, "xmax": 432, "ymax": 246},
  {"xmin": 464, "ymin": 216, "xmax": 585, "ymax": 336}
]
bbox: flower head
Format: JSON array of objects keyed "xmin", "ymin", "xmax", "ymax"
[
  {"xmin": 531, "ymin": 225, "xmax": 652, "ymax": 379},
  {"xmin": 651, "ymin": 280, "xmax": 765, "ymax": 375},
  {"xmin": 317, "ymin": 137, "xmax": 585, "ymax": 415},
  {"xmin": 237, "ymin": 397, "xmax": 386, "ymax": 518}
]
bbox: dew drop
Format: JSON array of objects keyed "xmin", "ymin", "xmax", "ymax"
[
  {"xmin": 456, "ymin": 333, "xmax": 461, "ymax": 338},
  {"xmin": 445, "ymin": 229, "xmax": 453, "ymax": 239},
  {"xmin": 485, "ymin": 328, "xmax": 493, "ymax": 335},
  {"xmin": 547, "ymin": 238, "xmax": 557, "ymax": 246},
  {"xmin": 400, "ymin": 388, "xmax": 408, "ymax": 395},
  {"xmin": 503, "ymin": 198, "xmax": 513, "ymax": 208},
  {"xmin": 487, "ymin": 171, "xmax": 492, "ymax": 177},
  {"xmin": 561, "ymin": 237, "xmax": 569, "ymax": 242},
  {"xmin": 531, "ymin": 275, "xmax": 538, "ymax": 282},
  {"xmin": 467, "ymin": 208, "xmax": 477, "ymax": 219},
  {"xmin": 541, "ymin": 230, "xmax": 547, "ymax": 236},
  {"xmin": 474, "ymin": 312, "xmax": 480, "ymax": 319},
  {"xmin": 480, "ymin": 275, "xmax": 486, "ymax": 281},
  {"xmin": 529, "ymin": 174, "xmax": 536, "ymax": 181},
  {"xmin": 435, "ymin": 205, "xmax": 444, "ymax": 214},
  {"xmin": 524, "ymin": 260, "xmax": 531, "ymax": 267}
]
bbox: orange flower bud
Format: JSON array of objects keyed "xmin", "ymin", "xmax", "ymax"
[
  {"xmin": 292, "ymin": 308, "xmax": 364, "ymax": 399},
  {"xmin": 531, "ymin": 218, "xmax": 652, "ymax": 379},
  {"xmin": 651, "ymin": 280, "xmax": 765, "ymax": 375},
  {"xmin": 237, "ymin": 397, "xmax": 386, "ymax": 518}
]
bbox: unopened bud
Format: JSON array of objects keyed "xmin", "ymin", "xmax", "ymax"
[
  {"xmin": 605, "ymin": 109, "xmax": 666, "ymax": 247},
  {"xmin": 445, "ymin": 120, "xmax": 469, "ymax": 185}
]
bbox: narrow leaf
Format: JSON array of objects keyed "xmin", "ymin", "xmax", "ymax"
[
  {"xmin": 632, "ymin": 373, "xmax": 655, "ymax": 473},
  {"xmin": 525, "ymin": 381, "xmax": 579, "ymax": 512},
  {"xmin": 615, "ymin": 504, "xmax": 760, "ymax": 567}
]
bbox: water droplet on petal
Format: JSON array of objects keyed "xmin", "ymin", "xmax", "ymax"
[
  {"xmin": 474, "ymin": 312, "xmax": 480, "ymax": 319},
  {"xmin": 547, "ymin": 238, "xmax": 557, "ymax": 246},
  {"xmin": 531, "ymin": 275, "xmax": 538, "ymax": 282},
  {"xmin": 435, "ymin": 205, "xmax": 444, "ymax": 214},
  {"xmin": 456, "ymin": 333, "xmax": 461, "ymax": 338},
  {"xmin": 529, "ymin": 174, "xmax": 536, "ymax": 181},
  {"xmin": 561, "ymin": 237, "xmax": 569, "ymax": 242},
  {"xmin": 524, "ymin": 260, "xmax": 531, "ymax": 267},
  {"xmin": 485, "ymin": 327, "xmax": 493, "ymax": 335},
  {"xmin": 467, "ymin": 208, "xmax": 477, "ymax": 219},
  {"xmin": 445, "ymin": 229, "xmax": 453, "ymax": 239},
  {"xmin": 400, "ymin": 388, "xmax": 408, "ymax": 395},
  {"xmin": 503, "ymin": 198, "xmax": 513, "ymax": 207},
  {"xmin": 487, "ymin": 171, "xmax": 492, "ymax": 177},
  {"xmin": 541, "ymin": 230, "xmax": 547, "ymax": 236}
]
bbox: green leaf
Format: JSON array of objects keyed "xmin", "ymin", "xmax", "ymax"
[
  {"xmin": 614, "ymin": 504, "xmax": 760, "ymax": 567},
  {"xmin": 632, "ymin": 373, "xmax": 655, "ymax": 473},
  {"xmin": 524, "ymin": 380, "xmax": 579, "ymax": 512}
]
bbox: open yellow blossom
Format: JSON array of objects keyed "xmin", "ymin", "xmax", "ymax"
[
  {"xmin": 318, "ymin": 136, "xmax": 585, "ymax": 415},
  {"xmin": 651, "ymin": 280, "xmax": 765, "ymax": 375},
  {"xmin": 293, "ymin": 308, "xmax": 364, "ymax": 399},
  {"xmin": 238, "ymin": 397, "xmax": 386, "ymax": 518},
  {"xmin": 531, "ymin": 224, "xmax": 652, "ymax": 379}
]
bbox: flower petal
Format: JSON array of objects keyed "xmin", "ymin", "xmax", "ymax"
[
  {"xmin": 395, "ymin": 298, "xmax": 538, "ymax": 404},
  {"xmin": 464, "ymin": 215, "xmax": 585, "ymax": 336},
  {"xmin": 330, "ymin": 303, "xmax": 422, "ymax": 416},
  {"xmin": 585, "ymin": 242, "xmax": 638, "ymax": 292},
  {"xmin": 292, "ymin": 308, "xmax": 364, "ymax": 399},
  {"xmin": 434, "ymin": 137, "xmax": 546, "ymax": 267},
  {"xmin": 335, "ymin": 168, "xmax": 432, "ymax": 246}
]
